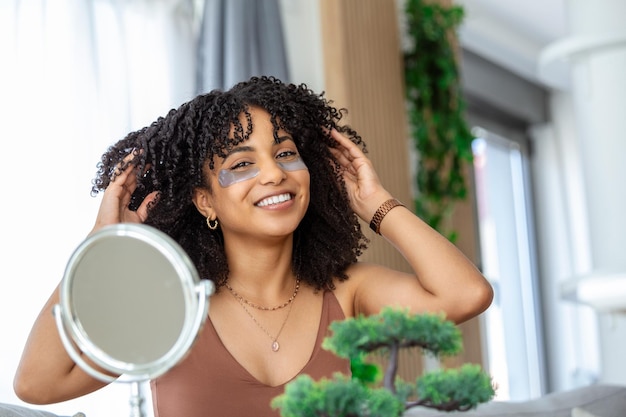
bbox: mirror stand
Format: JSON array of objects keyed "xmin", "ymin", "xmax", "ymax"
[
  {"xmin": 53, "ymin": 224, "xmax": 214, "ymax": 417},
  {"xmin": 129, "ymin": 382, "xmax": 145, "ymax": 417}
]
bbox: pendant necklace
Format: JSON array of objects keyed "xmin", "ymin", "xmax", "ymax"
[{"xmin": 226, "ymin": 278, "xmax": 300, "ymax": 352}]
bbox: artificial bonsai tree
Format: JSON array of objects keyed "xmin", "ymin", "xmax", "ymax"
[{"xmin": 272, "ymin": 307, "xmax": 494, "ymax": 417}]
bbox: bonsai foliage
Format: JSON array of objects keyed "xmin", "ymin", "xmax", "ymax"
[
  {"xmin": 409, "ymin": 364, "xmax": 494, "ymax": 411},
  {"xmin": 271, "ymin": 374, "xmax": 404, "ymax": 417},
  {"xmin": 404, "ymin": 0, "xmax": 474, "ymax": 241},
  {"xmin": 322, "ymin": 308, "xmax": 462, "ymax": 393},
  {"xmin": 272, "ymin": 308, "xmax": 494, "ymax": 416}
]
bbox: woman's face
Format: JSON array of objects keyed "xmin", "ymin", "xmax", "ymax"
[{"xmin": 201, "ymin": 107, "xmax": 310, "ymax": 240}]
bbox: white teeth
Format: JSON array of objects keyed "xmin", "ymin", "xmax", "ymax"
[{"xmin": 257, "ymin": 193, "xmax": 292, "ymax": 207}]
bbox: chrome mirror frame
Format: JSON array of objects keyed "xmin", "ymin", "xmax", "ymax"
[{"xmin": 53, "ymin": 223, "xmax": 213, "ymax": 416}]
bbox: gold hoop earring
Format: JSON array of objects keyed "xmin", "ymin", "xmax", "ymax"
[{"xmin": 207, "ymin": 217, "xmax": 219, "ymax": 230}]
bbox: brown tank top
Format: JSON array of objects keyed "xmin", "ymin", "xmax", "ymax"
[{"xmin": 150, "ymin": 291, "xmax": 351, "ymax": 417}]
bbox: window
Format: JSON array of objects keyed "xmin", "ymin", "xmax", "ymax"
[{"xmin": 472, "ymin": 127, "xmax": 546, "ymax": 400}]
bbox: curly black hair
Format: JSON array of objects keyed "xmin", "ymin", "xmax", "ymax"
[{"xmin": 92, "ymin": 76, "xmax": 369, "ymax": 291}]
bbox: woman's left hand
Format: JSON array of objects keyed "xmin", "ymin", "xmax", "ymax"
[{"xmin": 329, "ymin": 129, "xmax": 393, "ymax": 222}]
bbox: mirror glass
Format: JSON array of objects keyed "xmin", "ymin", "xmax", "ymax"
[{"xmin": 56, "ymin": 223, "xmax": 213, "ymax": 381}]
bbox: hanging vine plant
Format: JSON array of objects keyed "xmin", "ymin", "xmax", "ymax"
[{"xmin": 403, "ymin": 0, "xmax": 473, "ymax": 242}]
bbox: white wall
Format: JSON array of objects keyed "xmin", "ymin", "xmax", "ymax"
[
  {"xmin": 539, "ymin": 0, "xmax": 626, "ymax": 387},
  {"xmin": 278, "ymin": 0, "xmax": 325, "ymax": 91},
  {"xmin": 530, "ymin": 91, "xmax": 602, "ymax": 391}
]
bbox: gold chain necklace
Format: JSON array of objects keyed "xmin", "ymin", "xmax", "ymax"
[
  {"xmin": 234, "ymin": 294, "xmax": 295, "ymax": 352},
  {"xmin": 225, "ymin": 278, "xmax": 301, "ymax": 311}
]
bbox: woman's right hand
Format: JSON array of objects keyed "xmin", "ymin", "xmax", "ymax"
[{"xmin": 90, "ymin": 155, "xmax": 158, "ymax": 235}]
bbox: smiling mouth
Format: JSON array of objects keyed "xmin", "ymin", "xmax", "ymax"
[{"xmin": 256, "ymin": 193, "xmax": 293, "ymax": 207}]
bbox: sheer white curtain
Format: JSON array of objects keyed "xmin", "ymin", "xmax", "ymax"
[{"xmin": 0, "ymin": 1, "xmax": 196, "ymax": 416}]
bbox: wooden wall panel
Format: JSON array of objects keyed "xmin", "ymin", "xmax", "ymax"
[{"xmin": 320, "ymin": 0, "xmax": 413, "ymax": 272}]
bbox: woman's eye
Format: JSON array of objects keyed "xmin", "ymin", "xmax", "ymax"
[
  {"xmin": 230, "ymin": 161, "xmax": 253, "ymax": 170},
  {"xmin": 277, "ymin": 150, "xmax": 298, "ymax": 160}
]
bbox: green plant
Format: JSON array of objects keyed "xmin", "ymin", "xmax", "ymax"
[
  {"xmin": 272, "ymin": 308, "xmax": 495, "ymax": 416},
  {"xmin": 404, "ymin": 0, "xmax": 474, "ymax": 241}
]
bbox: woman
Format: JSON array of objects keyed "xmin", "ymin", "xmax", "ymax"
[{"xmin": 14, "ymin": 76, "xmax": 493, "ymax": 416}]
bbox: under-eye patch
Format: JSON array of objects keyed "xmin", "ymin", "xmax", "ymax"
[
  {"xmin": 218, "ymin": 166, "xmax": 259, "ymax": 187},
  {"xmin": 277, "ymin": 157, "xmax": 308, "ymax": 173},
  {"xmin": 218, "ymin": 157, "xmax": 308, "ymax": 187}
]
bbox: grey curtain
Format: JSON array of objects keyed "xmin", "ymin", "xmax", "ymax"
[{"xmin": 196, "ymin": 0, "xmax": 290, "ymax": 93}]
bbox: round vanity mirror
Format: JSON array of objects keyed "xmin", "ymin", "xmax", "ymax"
[{"xmin": 54, "ymin": 223, "xmax": 213, "ymax": 383}]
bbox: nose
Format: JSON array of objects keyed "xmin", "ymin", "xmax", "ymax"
[{"xmin": 258, "ymin": 159, "xmax": 287, "ymax": 185}]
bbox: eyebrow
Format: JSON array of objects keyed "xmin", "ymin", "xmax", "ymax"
[
  {"xmin": 223, "ymin": 146, "xmax": 254, "ymax": 160},
  {"xmin": 276, "ymin": 135, "xmax": 293, "ymax": 144}
]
